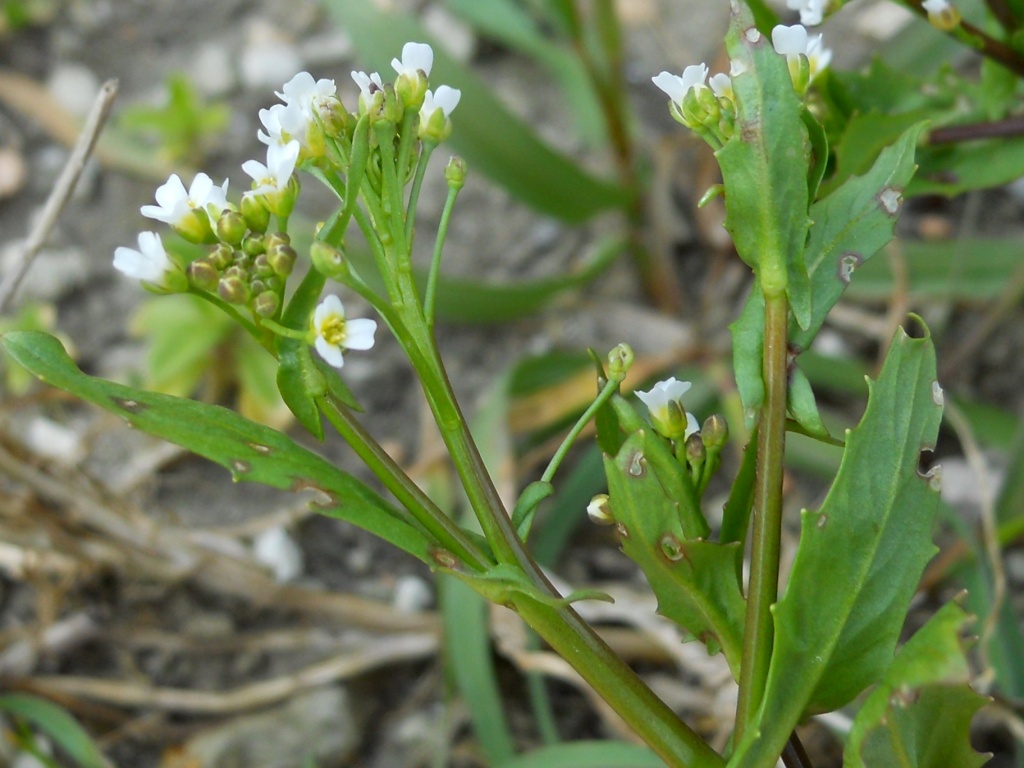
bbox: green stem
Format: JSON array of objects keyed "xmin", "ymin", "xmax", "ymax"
[
  {"xmin": 318, "ymin": 394, "xmax": 492, "ymax": 573},
  {"xmin": 541, "ymin": 375, "xmax": 620, "ymax": 484},
  {"xmin": 424, "ymin": 178, "xmax": 458, "ymax": 329},
  {"xmin": 406, "ymin": 141, "xmax": 437, "ymax": 245},
  {"xmin": 735, "ymin": 290, "xmax": 789, "ymax": 742}
]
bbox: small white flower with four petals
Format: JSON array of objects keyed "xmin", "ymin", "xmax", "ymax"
[
  {"xmin": 419, "ymin": 85, "xmax": 462, "ymax": 141},
  {"xmin": 312, "ymin": 295, "xmax": 378, "ymax": 369},
  {"xmin": 635, "ymin": 377, "xmax": 699, "ymax": 441},
  {"xmin": 141, "ymin": 172, "xmax": 228, "ymax": 229},
  {"xmin": 243, "ymin": 141, "xmax": 300, "ymax": 196},
  {"xmin": 392, "ymin": 42, "xmax": 433, "ymax": 79}
]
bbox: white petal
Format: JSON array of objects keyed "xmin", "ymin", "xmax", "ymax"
[
  {"xmin": 652, "ymin": 71, "xmax": 687, "ymax": 103},
  {"xmin": 685, "ymin": 413, "xmax": 700, "ymax": 439},
  {"xmin": 343, "ymin": 318, "xmax": 377, "ymax": 350},
  {"xmin": 315, "ymin": 336, "xmax": 345, "ymax": 368},
  {"xmin": 242, "ymin": 158, "xmax": 270, "ymax": 183},
  {"xmin": 432, "ymin": 85, "xmax": 461, "ymax": 116},
  {"xmin": 772, "ymin": 24, "xmax": 809, "ymax": 56},
  {"xmin": 153, "ymin": 174, "xmax": 188, "ymax": 210},
  {"xmin": 709, "ymin": 72, "xmax": 732, "ymax": 98},
  {"xmin": 188, "ymin": 173, "xmax": 214, "ymax": 205},
  {"xmin": 680, "ymin": 63, "xmax": 709, "ymax": 92},
  {"xmin": 314, "ymin": 295, "xmax": 345, "ymax": 328},
  {"xmin": 394, "ymin": 41, "xmax": 433, "ymax": 76}
]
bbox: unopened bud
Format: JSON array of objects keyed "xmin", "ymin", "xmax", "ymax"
[
  {"xmin": 317, "ymin": 95, "xmax": 349, "ymax": 137},
  {"xmin": 241, "ymin": 193, "xmax": 270, "ymax": 233},
  {"xmin": 209, "ymin": 243, "xmax": 234, "ymax": 270},
  {"xmin": 218, "ymin": 275, "xmax": 249, "ymax": 305},
  {"xmin": 267, "ymin": 244, "xmax": 297, "ymax": 277},
  {"xmin": 310, "ymin": 240, "xmax": 349, "ymax": 280},
  {"xmin": 445, "ymin": 156, "xmax": 467, "ymax": 190},
  {"xmin": 242, "ymin": 234, "xmax": 265, "ymax": 258},
  {"xmin": 253, "ymin": 290, "xmax": 280, "ymax": 318},
  {"xmin": 587, "ymin": 494, "xmax": 614, "ymax": 525},
  {"xmin": 264, "ymin": 232, "xmax": 290, "ymax": 252},
  {"xmin": 216, "ymin": 210, "xmax": 247, "ymax": 245},
  {"xmin": 187, "ymin": 258, "xmax": 220, "ymax": 292},
  {"xmin": 701, "ymin": 414, "xmax": 729, "ymax": 451},
  {"xmin": 607, "ymin": 343, "xmax": 635, "ymax": 382},
  {"xmin": 923, "ymin": 0, "xmax": 960, "ymax": 30},
  {"xmin": 685, "ymin": 433, "xmax": 706, "ymax": 465},
  {"xmin": 253, "ymin": 253, "xmax": 274, "ymax": 278}
]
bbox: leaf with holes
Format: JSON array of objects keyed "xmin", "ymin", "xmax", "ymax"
[
  {"xmin": 844, "ymin": 600, "xmax": 988, "ymax": 768},
  {"xmin": 730, "ymin": 321, "xmax": 944, "ymax": 767},
  {"xmin": 1, "ymin": 331, "xmax": 435, "ymax": 565},
  {"xmin": 604, "ymin": 431, "xmax": 745, "ymax": 677}
]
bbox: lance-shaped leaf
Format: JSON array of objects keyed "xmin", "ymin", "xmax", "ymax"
[
  {"xmin": 844, "ymin": 601, "xmax": 989, "ymax": 768},
  {"xmin": 717, "ymin": 1, "xmax": 811, "ymax": 328},
  {"xmin": 604, "ymin": 431, "xmax": 745, "ymax": 676},
  {"xmin": 730, "ymin": 322, "xmax": 943, "ymax": 767},
  {"xmin": 1, "ymin": 331, "xmax": 436, "ymax": 565}
]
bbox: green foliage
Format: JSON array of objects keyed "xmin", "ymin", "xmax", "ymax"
[
  {"xmin": 717, "ymin": 6, "xmax": 811, "ymax": 325},
  {"xmin": 844, "ymin": 601, "xmax": 989, "ymax": 768},
  {"xmin": 603, "ymin": 430, "xmax": 745, "ymax": 675},
  {"xmin": 132, "ymin": 294, "xmax": 289, "ymax": 427},
  {"xmin": 730, "ymin": 324, "xmax": 946, "ymax": 766},
  {"xmin": 1, "ymin": 331, "xmax": 436, "ymax": 564},
  {"xmin": 118, "ymin": 72, "xmax": 229, "ymax": 166},
  {"xmin": 0, "ymin": 301, "xmax": 69, "ymax": 394},
  {"xmin": 0, "ymin": 693, "xmax": 110, "ymax": 768}
]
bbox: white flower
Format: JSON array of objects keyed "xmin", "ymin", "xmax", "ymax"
[
  {"xmin": 709, "ymin": 72, "xmax": 733, "ymax": 99},
  {"xmin": 772, "ymin": 24, "xmax": 832, "ymax": 82},
  {"xmin": 420, "ymin": 85, "xmax": 461, "ymax": 122},
  {"xmin": 312, "ymin": 295, "xmax": 377, "ymax": 368},
  {"xmin": 922, "ymin": 0, "xmax": 950, "ymax": 13},
  {"xmin": 922, "ymin": 0, "xmax": 960, "ymax": 28},
  {"xmin": 113, "ymin": 231, "xmax": 174, "ymax": 285},
  {"xmin": 276, "ymin": 71, "xmax": 336, "ymax": 111},
  {"xmin": 786, "ymin": 0, "xmax": 827, "ymax": 26},
  {"xmin": 242, "ymin": 140, "xmax": 300, "ymax": 195},
  {"xmin": 351, "ymin": 70, "xmax": 384, "ymax": 111},
  {"xmin": 392, "ymin": 42, "xmax": 433, "ymax": 78},
  {"xmin": 635, "ymin": 377, "xmax": 699, "ymax": 440},
  {"xmin": 652, "ymin": 63, "xmax": 709, "ymax": 106},
  {"xmin": 140, "ymin": 172, "xmax": 229, "ymax": 226}
]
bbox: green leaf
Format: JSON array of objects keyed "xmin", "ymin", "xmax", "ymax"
[
  {"xmin": 791, "ymin": 122, "xmax": 925, "ymax": 351},
  {"xmin": 276, "ymin": 267, "xmax": 328, "ymax": 438},
  {"xmin": 604, "ymin": 432, "xmax": 745, "ymax": 676},
  {"xmin": 787, "ymin": 364, "xmax": 829, "ymax": 440},
  {"xmin": 440, "ymin": 576, "xmax": 516, "ymax": 764},
  {"xmin": 912, "ymin": 135, "xmax": 1024, "ymax": 197},
  {"xmin": 1, "ymin": 331, "xmax": 436, "ymax": 564},
  {"xmin": 847, "ymin": 237, "xmax": 1024, "ymax": 302},
  {"xmin": 731, "ymin": 322, "xmax": 944, "ymax": 766},
  {"xmin": 0, "ymin": 694, "xmax": 110, "ymax": 768},
  {"xmin": 844, "ymin": 602, "xmax": 989, "ymax": 768},
  {"xmin": 451, "ymin": 563, "xmax": 611, "ymax": 608},
  {"xmin": 496, "ymin": 740, "xmax": 665, "ymax": 768},
  {"xmin": 512, "ymin": 479, "xmax": 555, "ymax": 539},
  {"xmin": 322, "ymin": 0, "xmax": 629, "ymax": 222},
  {"xmin": 717, "ymin": 3, "xmax": 811, "ymax": 327},
  {"xmin": 822, "ymin": 111, "xmax": 928, "ymax": 197},
  {"xmin": 729, "ymin": 285, "xmax": 766, "ymax": 425}
]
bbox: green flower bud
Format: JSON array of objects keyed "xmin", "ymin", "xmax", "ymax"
[
  {"xmin": 253, "ymin": 290, "xmax": 280, "ymax": 318},
  {"xmin": 264, "ymin": 232, "xmax": 290, "ymax": 251},
  {"xmin": 701, "ymin": 414, "xmax": 729, "ymax": 451},
  {"xmin": 317, "ymin": 95, "xmax": 350, "ymax": 138},
  {"xmin": 607, "ymin": 343, "xmax": 634, "ymax": 382},
  {"xmin": 310, "ymin": 240, "xmax": 349, "ymax": 280},
  {"xmin": 241, "ymin": 192, "xmax": 270, "ymax": 234},
  {"xmin": 242, "ymin": 234, "xmax": 265, "ymax": 258},
  {"xmin": 252, "ymin": 254, "xmax": 274, "ymax": 278},
  {"xmin": 267, "ymin": 244, "xmax": 297, "ymax": 277},
  {"xmin": 218, "ymin": 274, "xmax": 249, "ymax": 304},
  {"xmin": 187, "ymin": 258, "xmax": 220, "ymax": 292},
  {"xmin": 445, "ymin": 156, "xmax": 467, "ymax": 191},
  {"xmin": 209, "ymin": 243, "xmax": 234, "ymax": 270},
  {"xmin": 216, "ymin": 210, "xmax": 247, "ymax": 245},
  {"xmin": 685, "ymin": 433, "xmax": 706, "ymax": 465}
]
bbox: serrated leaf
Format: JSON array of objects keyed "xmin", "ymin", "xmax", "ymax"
[
  {"xmin": 717, "ymin": 3, "xmax": 811, "ymax": 327},
  {"xmin": 844, "ymin": 601, "xmax": 989, "ymax": 768},
  {"xmin": 730, "ymin": 322, "xmax": 944, "ymax": 767},
  {"xmin": 1, "ymin": 331, "xmax": 436, "ymax": 564},
  {"xmin": 322, "ymin": 0, "xmax": 628, "ymax": 222},
  {"xmin": 604, "ymin": 432, "xmax": 745, "ymax": 676},
  {"xmin": 791, "ymin": 122, "xmax": 925, "ymax": 351}
]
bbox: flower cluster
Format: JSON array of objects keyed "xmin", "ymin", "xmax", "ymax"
[
  {"xmin": 653, "ymin": 22, "xmax": 831, "ymax": 139},
  {"xmin": 114, "ymin": 41, "xmax": 460, "ymax": 369}
]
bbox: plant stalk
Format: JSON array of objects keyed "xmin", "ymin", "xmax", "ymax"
[{"xmin": 735, "ymin": 290, "xmax": 789, "ymax": 743}]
